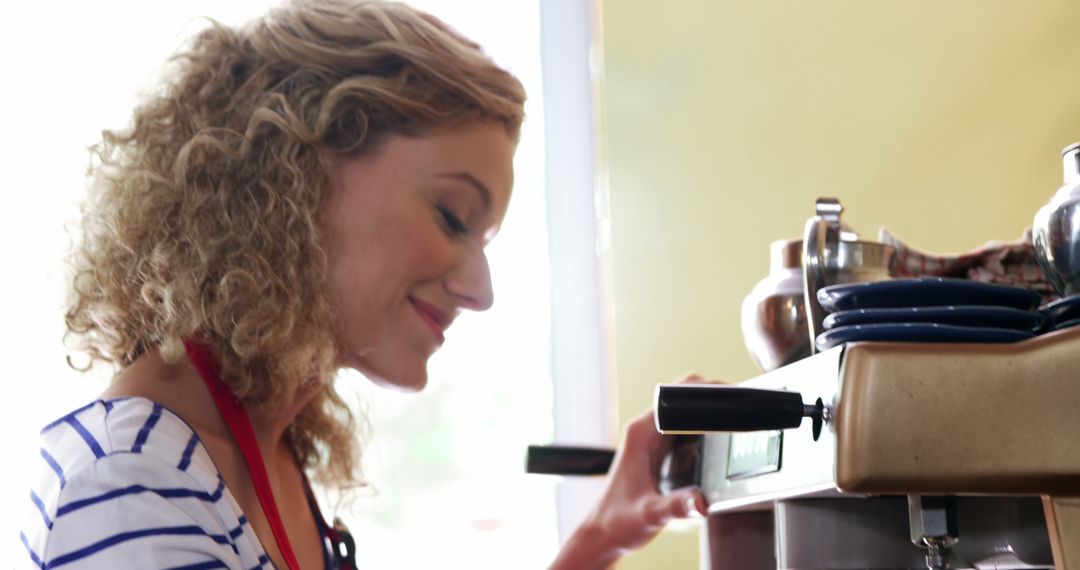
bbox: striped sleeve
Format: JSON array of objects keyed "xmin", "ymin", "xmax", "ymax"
[{"xmin": 32, "ymin": 451, "xmax": 245, "ymax": 569}]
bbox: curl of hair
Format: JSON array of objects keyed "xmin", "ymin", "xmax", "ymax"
[{"xmin": 64, "ymin": 0, "xmax": 525, "ymax": 489}]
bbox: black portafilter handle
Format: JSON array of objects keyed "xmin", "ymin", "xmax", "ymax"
[
  {"xmin": 525, "ymin": 437, "xmax": 703, "ymax": 493},
  {"xmin": 654, "ymin": 384, "xmax": 824, "ymax": 440},
  {"xmin": 525, "ymin": 445, "xmax": 615, "ymax": 476}
]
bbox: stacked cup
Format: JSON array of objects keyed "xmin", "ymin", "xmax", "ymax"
[{"xmin": 813, "ymin": 277, "xmax": 1043, "ymax": 352}]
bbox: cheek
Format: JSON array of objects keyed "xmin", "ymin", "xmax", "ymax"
[
  {"xmin": 390, "ymin": 217, "xmax": 458, "ymax": 282},
  {"xmin": 324, "ymin": 257, "xmax": 376, "ymax": 347},
  {"xmin": 322, "ymin": 228, "xmax": 387, "ymax": 339},
  {"xmin": 410, "ymin": 236, "xmax": 457, "ymax": 278},
  {"xmin": 324, "ymin": 223, "xmax": 447, "ymax": 333}
]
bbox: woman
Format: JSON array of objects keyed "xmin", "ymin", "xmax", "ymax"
[{"xmin": 21, "ymin": 1, "xmax": 705, "ymax": 568}]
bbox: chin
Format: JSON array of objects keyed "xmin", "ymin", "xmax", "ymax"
[{"xmin": 358, "ymin": 363, "xmax": 429, "ymax": 393}]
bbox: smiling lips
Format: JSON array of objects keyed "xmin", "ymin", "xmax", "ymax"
[{"xmin": 409, "ymin": 296, "xmax": 451, "ymax": 344}]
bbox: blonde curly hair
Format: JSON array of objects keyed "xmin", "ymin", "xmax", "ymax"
[{"xmin": 65, "ymin": 0, "xmax": 525, "ymax": 488}]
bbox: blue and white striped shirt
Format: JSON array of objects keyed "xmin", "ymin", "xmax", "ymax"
[{"xmin": 20, "ymin": 397, "xmax": 284, "ymax": 569}]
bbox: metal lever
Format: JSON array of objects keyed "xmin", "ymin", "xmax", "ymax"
[{"xmin": 654, "ymin": 384, "xmax": 825, "ymax": 440}]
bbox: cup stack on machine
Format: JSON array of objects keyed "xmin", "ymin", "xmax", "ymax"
[
  {"xmin": 765, "ymin": 195, "xmax": 1075, "ymax": 363},
  {"xmin": 803, "ymin": 138, "xmax": 1080, "ymax": 356},
  {"xmin": 812, "ymin": 277, "xmax": 1042, "ymax": 352}
]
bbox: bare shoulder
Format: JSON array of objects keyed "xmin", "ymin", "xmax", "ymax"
[
  {"xmin": 101, "ymin": 349, "xmax": 182, "ymax": 399},
  {"xmin": 100, "ymin": 348, "xmax": 229, "ymax": 446}
]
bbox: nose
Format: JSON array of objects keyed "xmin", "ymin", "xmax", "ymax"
[{"xmin": 444, "ymin": 246, "xmax": 494, "ymax": 311}]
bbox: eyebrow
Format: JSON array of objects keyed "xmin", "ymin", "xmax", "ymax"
[{"xmin": 438, "ymin": 172, "xmax": 492, "ymax": 211}]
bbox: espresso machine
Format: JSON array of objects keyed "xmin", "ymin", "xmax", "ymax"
[
  {"xmin": 657, "ymin": 331, "xmax": 1080, "ymax": 569},
  {"xmin": 649, "ymin": 196, "xmax": 1080, "ymax": 569},
  {"xmin": 528, "ymin": 154, "xmax": 1080, "ymax": 568}
]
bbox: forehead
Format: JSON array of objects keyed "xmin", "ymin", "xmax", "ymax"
[
  {"xmin": 325, "ymin": 121, "xmax": 516, "ymax": 213},
  {"xmin": 401, "ymin": 122, "xmax": 516, "ymax": 227},
  {"xmin": 415, "ymin": 123, "xmax": 515, "ymax": 192}
]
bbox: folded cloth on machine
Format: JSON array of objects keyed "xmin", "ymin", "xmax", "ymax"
[{"xmin": 879, "ymin": 228, "xmax": 1058, "ymax": 305}]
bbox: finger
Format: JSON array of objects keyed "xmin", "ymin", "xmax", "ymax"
[
  {"xmin": 671, "ymin": 490, "xmax": 706, "ymax": 519},
  {"xmin": 622, "ymin": 409, "xmax": 672, "ymax": 468},
  {"xmin": 674, "ymin": 373, "xmax": 733, "ymax": 385},
  {"xmin": 647, "ymin": 490, "xmax": 705, "ymax": 525},
  {"xmin": 683, "ymin": 490, "xmax": 707, "ymax": 518},
  {"xmin": 607, "ymin": 409, "xmax": 666, "ymax": 477},
  {"xmin": 644, "ymin": 495, "xmax": 677, "ymax": 527},
  {"xmin": 624, "ymin": 408, "xmax": 663, "ymax": 448}
]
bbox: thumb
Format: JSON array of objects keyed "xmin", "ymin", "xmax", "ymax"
[
  {"xmin": 674, "ymin": 373, "xmax": 733, "ymax": 385},
  {"xmin": 648, "ymin": 490, "xmax": 706, "ymax": 524}
]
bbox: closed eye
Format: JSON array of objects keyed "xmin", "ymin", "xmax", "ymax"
[{"xmin": 437, "ymin": 206, "xmax": 468, "ymax": 236}]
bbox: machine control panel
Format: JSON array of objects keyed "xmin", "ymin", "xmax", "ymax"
[{"xmin": 726, "ymin": 430, "xmax": 783, "ymax": 480}]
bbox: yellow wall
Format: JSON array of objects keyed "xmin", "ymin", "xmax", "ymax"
[{"xmin": 599, "ymin": 1, "xmax": 1080, "ymax": 567}]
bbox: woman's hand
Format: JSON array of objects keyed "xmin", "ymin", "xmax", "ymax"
[{"xmin": 550, "ymin": 374, "xmax": 713, "ymax": 570}]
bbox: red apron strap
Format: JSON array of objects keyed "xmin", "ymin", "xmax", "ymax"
[{"xmin": 184, "ymin": 339, "xmax": 302, "ymax": 570}]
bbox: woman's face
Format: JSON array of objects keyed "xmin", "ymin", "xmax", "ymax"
[{"xmin": 320, "ymin": 121, "xmax": 515, "ymax": 391}]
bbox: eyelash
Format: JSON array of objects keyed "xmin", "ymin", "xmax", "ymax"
[{"xmin": 437, "ymin": 206, "xmax": 468, "ymax": 236}]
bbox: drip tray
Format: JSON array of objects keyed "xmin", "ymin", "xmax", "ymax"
[{"xmin": 775, "ymin": 497, "xmax": 1053, "ymax": 570}]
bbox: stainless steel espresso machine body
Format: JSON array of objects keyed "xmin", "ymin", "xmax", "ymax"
[{"xmin": 655, "ymin": 328, "xmax": 1080, "ymax": 569}]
